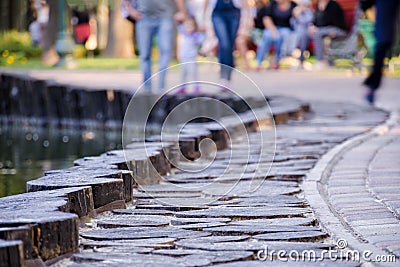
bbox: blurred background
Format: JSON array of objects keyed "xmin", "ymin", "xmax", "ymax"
[{"xmin": 1, "ymin": 0, "xmax": 399, "ymax": 69}]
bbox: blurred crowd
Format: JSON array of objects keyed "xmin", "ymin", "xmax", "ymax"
[
  {"xmin": 121, "ymin": 0, "xmax": 362, "ymax": 92},
  {"xmin": 26, "ymin": 0, "xmax": 397, "ymax": 102}
]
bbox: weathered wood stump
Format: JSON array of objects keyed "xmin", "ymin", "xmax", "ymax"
[{"xmin": 0, "ymin": 239, "xmax": 24, "ymax": 267}]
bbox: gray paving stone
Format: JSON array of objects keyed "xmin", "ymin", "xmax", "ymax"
[
  {"xmin": 367, "ymin": 234, "xmax": 400, "ymax": 244},
  {"xmin": 328, "ymin": 186, "xmax": 368, "ymax": 195},
  {"xmin": 174, "ymin": 222, "xmax": 227, "ymax": 230},
  {"xmin": 338, "ymin": 207, "xmax": 390, "ymax": 216},
  {"xmin": 175, "ymin": 207, "xmax": 312, "ymax": 219},
  {"xmin": 329, "ymin": 179, "xmax": 366, "ymax": 186},
  {"xmin": 355, "ymin": 224, "xmax": 400, "ymax": 237},
  {"xmin": 80, "ymin": 227, "xmax": 211, "ymax": 240},
  {"xmin": 330, "ymin": 200, "xmax": 379, "ymax": 209},
  {"xmin": 175, "ymin": 240, "xmax": 332, "ymax": 252},
  {"xmin": 329, "ymin": 192, "xmax": 372, "ymax": 202},
  {"xmin": 203, "ymin": 225, "xmax": 321, "ymax": 235},
  {"xmin": 136, "ymin": 197, "xmax": 214, "ymax": 207},
  {"xmin": 253, "ymin": 230, "xmax": 328, "ymax": 242},
  {"xmin": 343, "ymin": 211, "xmax": 395, "ymax": 222},
  {"xmin": 179, "ymin": 235, "xmax": 251, "ymax": 243},
  {"xmin": 80, "ymin": 238, "xmax": 177, "ymax": 249},
  {"xmin": 347, "ymin": 218, "xmax": 399, "ymax": 227},
  {"xmin": 202, "ymin": 182, "xmax": 301, "ymax": 198},
  {"xmin": 96, "ymin": 215, "xmax": 171, "ymax": 228},
  {"xmin": 228, "ymin": 217, "xmax": 316, "ymax": 227},
  {"xmin": 138, "ymin": 184, "xmax": 202, "ymax": 194},
  {"xmin": 132, "ymin": 192, "xmax": 203, "ymax": 199},
  {"xmin": 130, "ymin": 204, "xmax": 207, "ymax": 211},
  {"xmin": 170, "ymin": 217, "xmax": 231, "ymax": 225},
  {"xmin": 112, "ymin": 209, "xmax": 175, "ymax": 216},
  {"xmin": 331, "ymin": 197, "xmax": 375, "ymax": 205},
  {"xmin": 72, "ymin": 252, "xmax": 211, "ymax": 266},
  {"xmin": 213, "ymin": 260, "xmax": 359, "ymax": 266},
  {"xmin": 88, "ymin": 246, "xmax": 154, "ymax": 254},
  {"xmin": 152, "ymin": 249, "xmax": 254, "ymax": 264},
  {"xmin": 374, "ymin": 240, "xmax": 400, "ymax": 250},
  {"xmin": 214, "ymin": 196, "xmax": 306, "ymax": 208}
]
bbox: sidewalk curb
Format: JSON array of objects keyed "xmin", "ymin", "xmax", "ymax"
[{"xmin": 303, "ymin": 110, "xmax": 399, "ymax": 266}]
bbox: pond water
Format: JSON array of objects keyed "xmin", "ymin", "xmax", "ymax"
[{"xmin": 0, "ymin": 125, "xmax": 122, "ymax": 198}]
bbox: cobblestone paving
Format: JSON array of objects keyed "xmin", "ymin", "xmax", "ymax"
[
  {"xmin": 326, "ymin": 124, "xmax": 400, "ymax": 260},
  {"xmin": 61, "ymin": 102, "xmax": 388, "ymax": 266}
]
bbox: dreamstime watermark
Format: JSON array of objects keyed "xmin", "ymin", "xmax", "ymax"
[{"xmin": 256, "ymin": 239, "xmax": 397, "ymax": 263}]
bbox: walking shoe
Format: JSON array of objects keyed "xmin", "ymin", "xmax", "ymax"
[
  {"xmin": 271, "ymin": 63, "xmax": 280, "ymax": 70},
  {"xmin": 364, "ymin": 86, "xmax": 375, "ymax": 105},
  {"xmin": 218, "ymin": 78, "xmax": 231, "ymax": 93},
  {"xmin": 254, "ymin": 65, "xmax": 263, "ymax": 72}
]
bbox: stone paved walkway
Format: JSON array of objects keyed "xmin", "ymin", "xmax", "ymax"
[
  {"xmin": 2, "ymin": 68, "xmax": 399, "ymax": 266},
  {"xmin": 52, "ymin": 101, "xmax": 394, "ymax": 267},
  {"xmin": 324, "ymin": 122, "xmax": 400, "ymax": 261}
]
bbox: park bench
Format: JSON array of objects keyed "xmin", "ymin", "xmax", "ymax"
[{"xmin": 247, "ymin": 0, "xmax": 364, "ymax": 68}]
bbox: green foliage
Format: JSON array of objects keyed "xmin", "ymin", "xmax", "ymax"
[{"xmin": 0, "ymin": 30, "xmax": 42, "ymax": 66}]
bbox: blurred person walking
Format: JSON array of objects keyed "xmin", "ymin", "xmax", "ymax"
[
  {"xmin": 203, "ymin": 0, "xmax": 247, "ymax": 87},
  {"xmin": 176, "ymin": 16, "xmax": 206, "ymax": 94},
  {"xmin": 129, "ymin": 0, "xmax": 187, "ymax": 92},
  {"xmin": 361, "ymin": 0, "xmax": 400, "ymax": 104}
]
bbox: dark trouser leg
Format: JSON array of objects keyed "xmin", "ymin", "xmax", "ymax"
[{"xmin": 364, "ymin": 0, "xmax": 400, "ymax": 91}]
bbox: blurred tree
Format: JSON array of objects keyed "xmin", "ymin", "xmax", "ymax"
[
  {"xmin": 0, "ymin": 0, "xmax": 30, "ymax": 32},
  {"xmin": 102, "ymin": 0, "xmax": 134, "ymax": 58}
]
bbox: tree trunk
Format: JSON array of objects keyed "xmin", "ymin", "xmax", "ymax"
[
  {"xmin": 41, "ymin": 1, "xmax": 59, "ymax": 66},
  {"xmin": 102, "ymin": 0, "xmax": 133, "ymax": 58}
]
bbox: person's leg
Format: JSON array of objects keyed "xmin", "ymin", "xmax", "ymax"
[
  {"xmin": 212, "ymin": 12, "xmax": 230, "ymax": 79},
  {"xmin": 313, "ymin": 26, "xmax": 346, "ymax": 62},
  {"xmin": 298, "ymin": 29, "xmax": 309, "ymax": 63},
  {"xmin": 256, "ymin": 29, "xmax": 274, "ymax": 67},
  {"xmin": 285, "ymin": 31, "xmax": 298, "ymax": 58},
  {"xmin": 275, "ymin": 27, "xmax": 292, "ymax": 65},
  {"xmin": 213, "ymin": 10, "xmax": 240, "ymax": 80},
  {"xmin": 180, "ymin": 63, "xmax": 188, "ymax": 92},
  {"xmin": 136, "ymin": 17, "xmax": 156, "ymax": 91},
  {"xmin": 187, "ymin": 62, "xmax": 199, "ymax": 93},
  {"xmin": 312, "ymin": 27, "xmax": 329, "ymax": 61},
  {"xmin": 225, "ymin": 10, "xmax": 240, "ymax": 79},
  {"xmin": 157, "ymin": 17, "xmax": 174, "ymax": 91},
  {"xmin": 364, "ymin": 0, "xmax": 400, "ymax": 91}
]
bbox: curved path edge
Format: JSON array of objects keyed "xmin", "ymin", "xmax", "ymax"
[{"xmin": 303, "ymin": 109, "xmax": 399, "ymax": 267}]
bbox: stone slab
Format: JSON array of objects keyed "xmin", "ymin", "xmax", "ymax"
[
  {"xmin": 175, "ymin": 207, "xmax": 312, "ymax": 219},
  {"xmin": 80, "ymin": 227, "xmax": 211, "ymax": 241},
  {"xmin": 96, "ymin": 215, "xmax": 171, "ymax": 228}
]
